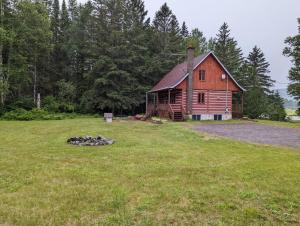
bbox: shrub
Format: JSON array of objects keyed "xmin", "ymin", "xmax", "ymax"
[
  {"xmin": 7, "ymin": 97, "xmax": 35, "ymax": 111},
  {"xmin": 58, "ymin": 102, "xmax": 75, "ymax": 113},
  {"xmin": 1, "ymin": 108, "xmax": 77, "ymax": 121},
  {"xmin": 43, "ymin": 96, "xmax": 60, "ymax": 112},
  {"xmin": 2, "ymin": 108, "xmax": 34, "ymax": 121},
  {"xmin": 43, "ymin": 96, "xmax": 76, "ymax": 113}
]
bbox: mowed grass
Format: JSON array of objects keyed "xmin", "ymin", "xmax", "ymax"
[{"xmin": 0, "ymin": 118, "xmax": 300, "ymax": 226}]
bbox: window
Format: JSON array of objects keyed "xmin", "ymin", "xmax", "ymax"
[
  {"xmin": 214, "ymin": 115, "xmax": 222, "ymax": 121},
  {"xmin": 198, "ymin": 93, "xmax": 205, "ymax": 104},
  {"xmin": 199, "ymin": 70, "xmax": 206, "ymax": 81},
  {"xmin": 192, "ymin": 115, "xmax": 201, "ymax": 121}
]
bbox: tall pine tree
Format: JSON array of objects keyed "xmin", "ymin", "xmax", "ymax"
[
  {"xmin": 214, "ymin": 22, "xmax": 243, "ymax": 78},
  {"xmin": 150, "ymin": 3, "xmax": 184, "ymax": 84},
  {"xmin": 68, "ymin": 0, "xmax": 78, "ymax": 21},
  {"xmin": 245, "ymin": 46, "xmax": 274, "ymax": 93},
  {"xmin": 180, "ymin": 21, "xmax": 189, "ymax": 37}
]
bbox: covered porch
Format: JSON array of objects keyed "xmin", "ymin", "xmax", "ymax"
[{"xmin": 146, "ymin": 89, "xmax": 184, "ymax": 121}]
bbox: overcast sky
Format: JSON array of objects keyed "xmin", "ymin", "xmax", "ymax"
[{"xmin": 78, "ymin": 0, "xmax": 300, "ymax": 89}]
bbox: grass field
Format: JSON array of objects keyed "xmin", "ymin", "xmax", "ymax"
[
  {"xmin": 0, "ymin": 118, "xmax": 300, "ymax": 225},
  {"xmin": 286, "ymin": 108, "xmax": 297, "ymax": 116}
]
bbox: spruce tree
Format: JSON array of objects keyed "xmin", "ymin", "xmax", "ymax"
[
  {"xmin": 60, "ymin": 0, "xmax": 70, "ymax": 37},
  {"xmin": 283, "ymin": 18, "xmax": 300, "ymax": 115},
  {"xmin": 51, "ymin": 0, "xmax": 60, "ymax": 44},
  {"xmin": 13, "ymin": 1, "xmax": 52, "ymax": 103},
  {"xmin": 68, "ymin": 0, "xmax": 78, "ymax": 21},
  {"xmin": 151, "ymin": 3, "xmax": 184, "ymax": 85},
  {"xmin": 214, "ymin": 22, "xmax": 243, "ymax": 77},
  {"xmin": 245, "ymin": 46, "xmax": 274, "ymax": 93},
  {"xmin": 153, "ymin": 3, "xmax": 173, "ymax": 33},
  {"xmin": 187, "ymin": 28, "xmax": 208, "ymax": 55},
  {"xmin": 180, "ymin": 21, "xmax": 189, "ymax": 37}
]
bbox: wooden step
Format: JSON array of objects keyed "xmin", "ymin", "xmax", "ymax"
[{"xmin": 173, "ymin": 112, "xmax": 183, "ymax": 121}]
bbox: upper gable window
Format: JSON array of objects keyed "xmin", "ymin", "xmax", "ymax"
[{"xmin": 199, "ymin": 70, "xmax": 206, "ymax": 81}]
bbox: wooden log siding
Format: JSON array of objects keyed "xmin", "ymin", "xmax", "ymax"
[{"xmin": 182, "ymin": 90, "xmax": 232, "ymax": 114}]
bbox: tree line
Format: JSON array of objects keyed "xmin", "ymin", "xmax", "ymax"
[{"xmin": 0, "ymin": 0, "xmax": 295, "ymax": 120}]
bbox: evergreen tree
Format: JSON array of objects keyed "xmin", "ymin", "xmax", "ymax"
[
  {"xmin": 153, "ymin": 3, "xmax": 173, "ymax": 33},
  {"xmin": 207, "ymin": 37, "xmax": 215, "ymax": 52},
  {"xmin": 267, "ymin": 91, "xmax": 286, "ymax": 121},
  {"xmin": 245, "ymin": 46, "xmax": 274, "ymax": 93},
  {"xmin": 214, "ymin": 22, "xmax": 243, "ymax": 77},
  {"xmin": 79, "ymin": 0, "xmax": 151, "ymax": 114},
  {"xmin": 68, "ymin": 0, "xmax": 78, "ymax": 21},
  {"xmin": 12, "ymin": 1, "xmax": 52, "ymax": 103},
  {"xmin": 283, "ymin": 18, "xmax": 300, "ymax": 115},
  {"xmin": 0, "ymin": 0, "xmax": 14, "ymax": 106},
  {"xmin": 244, "ymin": 87, "xmax": 268, "ymax": 119},
  {"xmin": 187, "ymin": 28, "xmax": 208, "ymax": 55},
  {"xmin": 151, "ymin": 3, "xmax": 184, "ymax": 85},
  {"xmin": 60, "ymin": 0, "xmax": 70, "ymax": 37},
  {"xmin": 180, "ymin": 21, "xmax": 189, "ymax": 37},
  {"xmin": 243, "ymin": 46, "xmax": 285, "ymax": 120},
  {"xmin": 51, "ymin": 0, "xmax": 60, "ymax": 44}
]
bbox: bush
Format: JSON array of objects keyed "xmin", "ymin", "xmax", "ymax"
[
  {"xmin": 43, "ymin": 96, "xmax": 75, "ymax": 113},
  {"xmin": 0, "ymin": 105, "xmax": 6, "ymax": 117},
  {"xmin": 43, "ymin": 96, "xmax": 60, "ymax": 112},
  {"xmin": 1, "ymin": 108, "xmax": 77, "ymax": 121},
  {"xmin": 58, "ymin": 102, "xmax": 75, "ymax": 113},
  {"xmin": 7, "ymin": 97, "xmax": 35, "ymax": 111}
]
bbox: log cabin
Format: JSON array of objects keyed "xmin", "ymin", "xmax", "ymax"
[{"xmin": 146, "ymin": 48, "xmax": 245, "ymax": 121}]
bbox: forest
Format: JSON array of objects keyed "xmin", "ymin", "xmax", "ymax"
[{"xmin": 0, "ymin": 0, "xmax": 299, "ymax": 120}]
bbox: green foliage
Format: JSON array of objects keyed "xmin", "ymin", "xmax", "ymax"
[
  {"xmin": 1, "ymin": 108, "xmax": 76, "ymax": 121},
  {"xmin": 242, "ymin": 46, "xmax": 285, "ymax": 120},
  {"xmin": 0, "ymin": 0, "xmax": 287, "ymax": 122},
  {"xmin": 7, "ymin": 96, "xmax": 34, "ymax": 110},
  {"xmin": 214, "ymin": 23, "xmax": 243, "ymax": 77},
  {"xmin": 283, "ymin": 18, "xmax": 300, "ymax": 115},
  {"xmin": 245, "ymin": 46, "xmax": 274, "ymax": 93},
  {"xmin": 56, "ymin": 79, "xmax": 76, "ymax": 102},
  {"xmin": 244, "ymin": 87, "xmax": 268, "ymax": 119},
  {"xmin": 43, "ymin": 95, "xmax": 75, "ymax": 113},
  {"xmin": 186, "ymin": 28, "xmax": 208, "ymax": 55},
  {"xmin": 266, "ymin": 91, "xmax": 287, "ymax": 121},
  {"xmin": 43, "ymin": 95, "xmax": 60, "ymax": 112}
]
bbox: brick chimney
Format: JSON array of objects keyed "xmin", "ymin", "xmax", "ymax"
[{"xmin": 186, "ymin": 46, "xmax": 194, "ymax": 117}]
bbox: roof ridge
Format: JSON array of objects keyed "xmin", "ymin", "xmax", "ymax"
[{"xmin": 150, "ymin": 52, "xmax": 245, "ymax": 92}]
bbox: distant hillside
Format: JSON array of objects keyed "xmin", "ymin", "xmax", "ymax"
[
  {"xmin": 275, "ymin": 89, "xmax": 298, "ymax": 110},
  {"xmin": 276, "ymin": 88, "xmax": 293, "ymax": 100}
]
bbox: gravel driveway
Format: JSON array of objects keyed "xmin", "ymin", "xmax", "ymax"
[{"xmin": 194, "ymin": 123, "xmax": 300, "ymax": 149}]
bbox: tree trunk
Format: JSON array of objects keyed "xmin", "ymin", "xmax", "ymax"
[{"xmin": 33, "ymin": 58, "xmax": 37, "ymax": 104}]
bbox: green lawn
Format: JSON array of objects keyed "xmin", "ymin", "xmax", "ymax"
[
  {"xmin": 286, "ymin": 108, "xmax": 297, "ymax": 116},
  {"xmin": 0, "ymin": 118, "xmax": 299, "ymax": 225}
]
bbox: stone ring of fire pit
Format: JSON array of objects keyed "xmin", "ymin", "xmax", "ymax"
[{"xmin": 67, "ymin": 135, "xmax": 114, "ymax": 146}]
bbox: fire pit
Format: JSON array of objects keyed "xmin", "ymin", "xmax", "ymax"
[{"xmin": 67, "ymin": 135, "xmax": 114, "ymax": 146}]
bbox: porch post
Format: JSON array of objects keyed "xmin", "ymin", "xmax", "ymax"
[
  {"xmin": 241, "ymin": 92, "xmax": 244, "ymax": 115},
  {"xmin": 168, "ymin": 89, "xmax": 171, "ymax": 104}
]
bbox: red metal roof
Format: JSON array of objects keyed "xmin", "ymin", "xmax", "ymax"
[{"xmin": 150, "ymin": 52, "xmax": 245, "ymax": 92}]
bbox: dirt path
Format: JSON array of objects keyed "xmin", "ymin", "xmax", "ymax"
[{"xmin": 194, "ymin": 123, "xmax": 300, "ymax": 149}]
